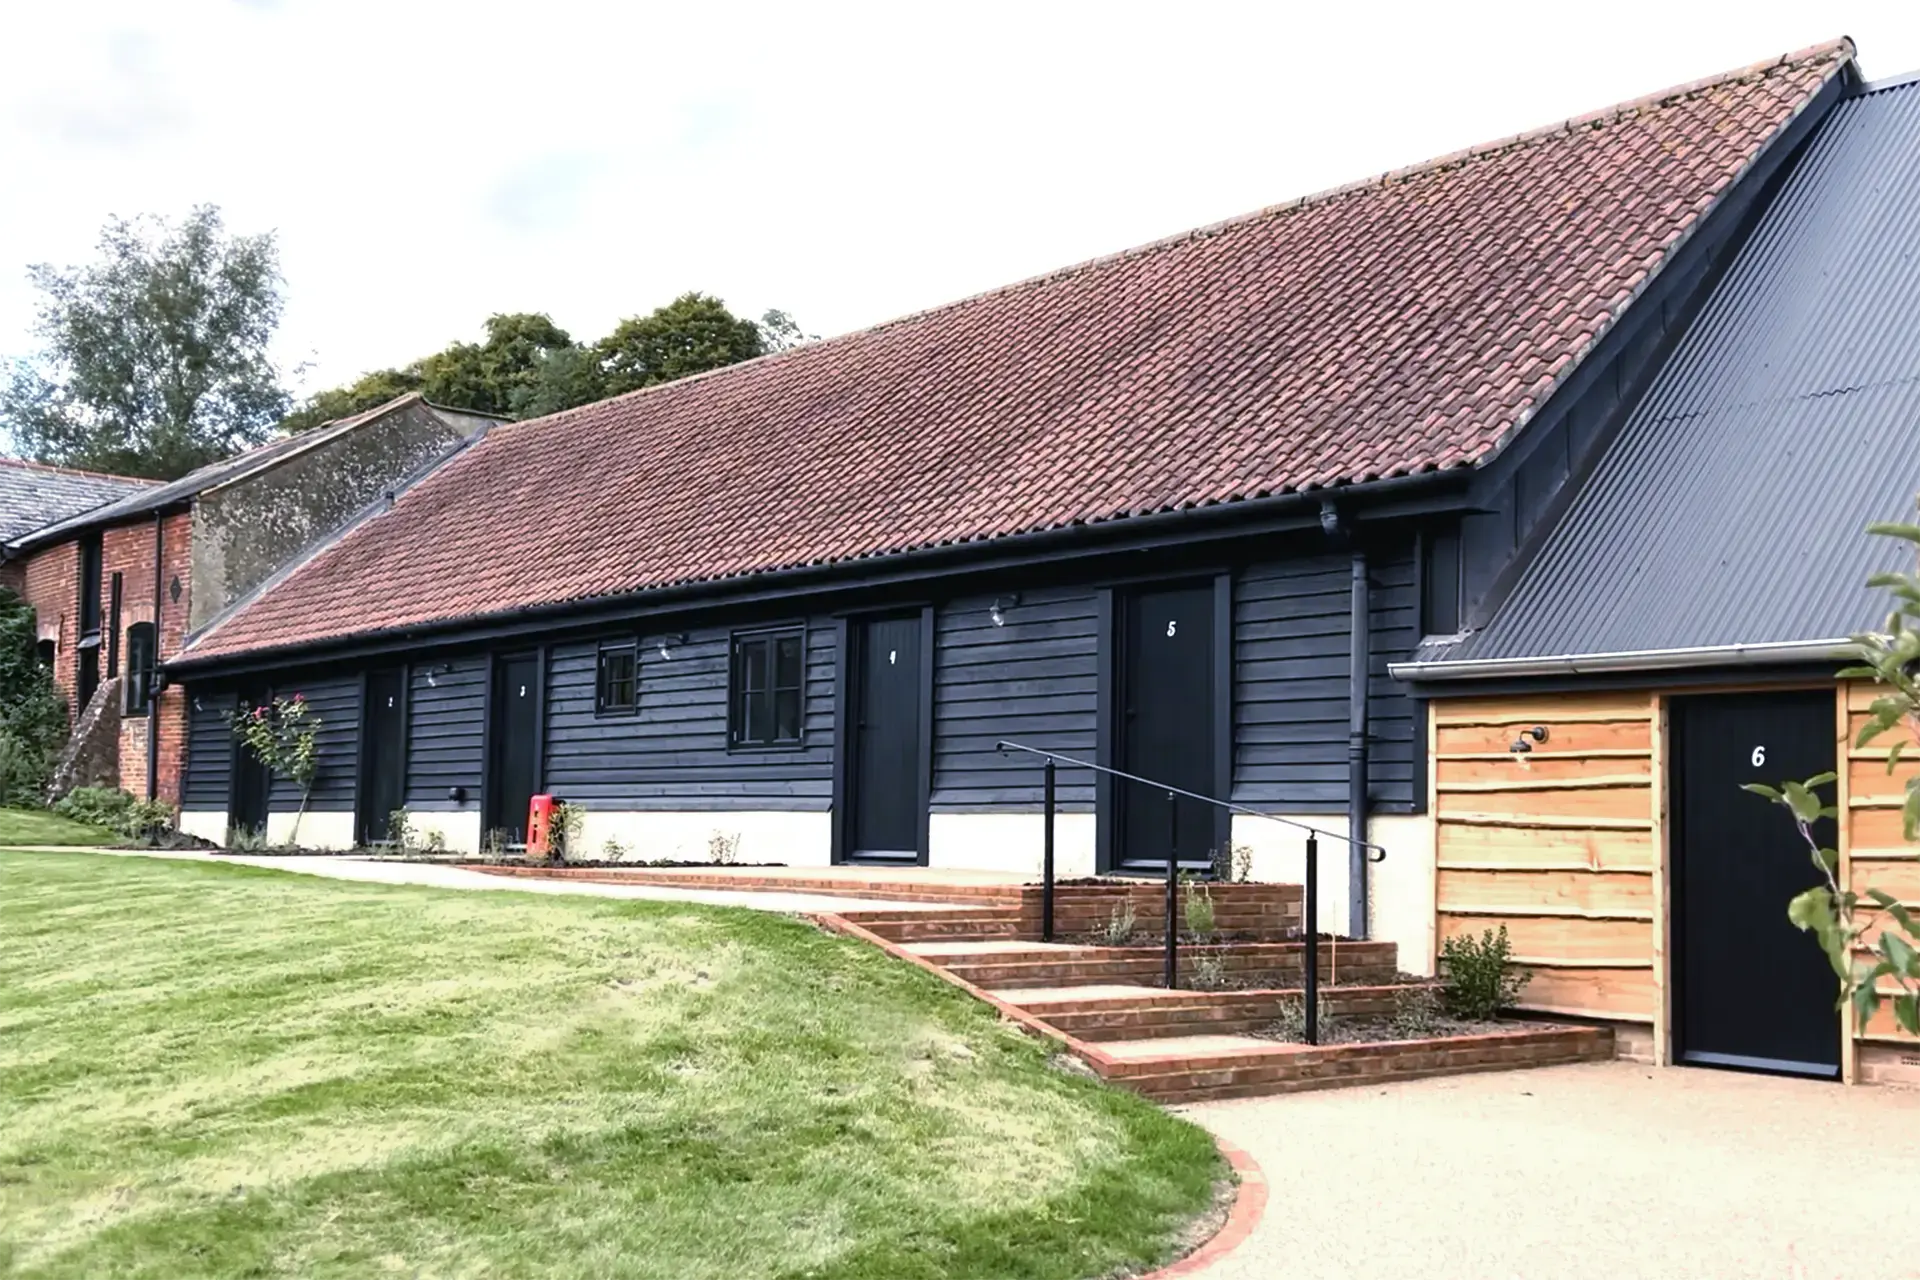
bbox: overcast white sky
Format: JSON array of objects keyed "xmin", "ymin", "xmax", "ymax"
[{"xmin": 3, "ymin": 2, "xmax": 1918, "ymax": 398}]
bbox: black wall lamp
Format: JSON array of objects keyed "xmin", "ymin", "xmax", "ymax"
[
  {"xmin": 657, "ymin": 632, "xmax": 688, "ymax": 660},
  {"xmin": 1509, "ymin": 725, "xmax": 1550, "ymax": 754},
  {"xmin": 424, "ymin": 662, "xmax": 454, "ymax": 688},
  {"xmin": 990, "ymin": 594, "xmax": 1022, "ymax": 627}
]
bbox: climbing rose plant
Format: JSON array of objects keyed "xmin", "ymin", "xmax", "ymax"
[
  {"xmin": 228, "ymin": 694, "xmax": 322, "ymax": 844},
  {"xmin": 1749, "ymin": 512, "xmax": 1920, "ymax": 1038}
]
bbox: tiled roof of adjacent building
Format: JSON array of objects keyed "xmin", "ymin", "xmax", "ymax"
[
  {"xmin": 0, "ymin": 457, "xmax": 156, "ymax": 547},
  {"xmin": 1399, "ymin": 70, "xmax": 1920, "ymax": 679},
  {"xmin": 185, "ymin": 40, "xmax": 1853, "ymax": 661}
]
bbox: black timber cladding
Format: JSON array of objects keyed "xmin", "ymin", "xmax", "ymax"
[
  {"xmin": 264, "ymin": 675, "xmax": 359, "ymax": 812},
  {"xmin": 931, "ymin": 588, "xmax": 1100, "ymax": 810},
  {"xmin": 406, "ymin": 657, "xmax": 486, "ymax": 811},
  {"xmin": 1415, "ymin": 79, "xmax": 1920, "ymax": 671},
  {"xmin": 1233, "ymin": 544, "xmax": 1417, "ymax": 810},
  {"xmin": 182, "ymin": 690, "xmax": 235, "ymax": 810},
  {"xmin": 544, "ymin": 623, "xmax": 835, "ymax": 809}
]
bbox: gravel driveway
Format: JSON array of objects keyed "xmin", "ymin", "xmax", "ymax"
[{"xmin": 1181, "ymin": 1060, "xmax": 1920, "ymax": 1280}]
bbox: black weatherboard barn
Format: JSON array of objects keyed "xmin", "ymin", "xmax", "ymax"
[{"xmin": 165, "ymin": 45, "xmax": 1863, "ymax": 977}]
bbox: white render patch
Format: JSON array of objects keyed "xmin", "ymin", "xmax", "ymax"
[
  {"xmin": 410, "ymin": 811, "xmax": 482, "ymax": 856},
  {"xmin": 1230, "ymin": 813, "xmax": 1435, "ymax": 977},
  {"xmin": 267, "ymin": 810, "xmax": 355, "ymax": 851},
  {"xmin": 928, "ymin": 812, "xmax": 1096, "ymax": 877},
  {"xmin": 178, "ymin": 809, "xmax": 228, "ymax": 847},
  {"xmin": 573, "ymin": 811, "xmax": 831, "ymax": 867}
]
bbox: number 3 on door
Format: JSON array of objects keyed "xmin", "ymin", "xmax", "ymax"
[{"xmin": 1751, "ymin": 745, "xmax": 1766, "ymax": 767}]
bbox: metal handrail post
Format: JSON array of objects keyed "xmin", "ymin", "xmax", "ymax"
[
  {"xmin": 1164, "ymin": 792, "xmax": 1179, "ymax": 990},
  {"xmin": 1041, "ymin": 759, "xmax": 1057, "ymax": 943}
]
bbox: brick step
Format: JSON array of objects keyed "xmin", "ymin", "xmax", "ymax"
[
  {"xmin": 838, "ymin": 909, "xmax": 1029, "ymax": 942},
  {"xmin": 1100, "ymin": 1025, "xmax": 1615, "ymax": 1102},
  {"xmin": 1022, "ymin": 983, "xmax": 1427, "ymax": 1041},
  {"xmin": 935, "ymin": 940, "xmax": 1400, "ymax": 990}
]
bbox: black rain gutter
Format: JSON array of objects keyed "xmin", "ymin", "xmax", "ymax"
[
  {"xmin": 1389, "ymin": 637, "xmax": 1858, "ymax": 683},
  {"xmin": 170, "ymin": 465, "xmax": 1474, "ymax": 679}
]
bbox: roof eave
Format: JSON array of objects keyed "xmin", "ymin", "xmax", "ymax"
[{"xmin": 1389, "ymin": 637, "xmax": 1858, "ymax": 683}]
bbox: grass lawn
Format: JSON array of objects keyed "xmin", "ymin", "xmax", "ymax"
[
  {"xmin": 0, "ymin": 852, "xmax": 1223, "ymax": 1279},
  {"xmin": 0, "ymin": 809, "xmax": 114, "ymax": 848}
]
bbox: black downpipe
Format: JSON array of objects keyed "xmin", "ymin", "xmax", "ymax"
[
  {"xmin": 146, "ymin": 512, "xmax": 162, "ymax": 805},
  {"xmin": 1347, "ymin": 548, "xmax": 1370, "ymax": 940},
  {"xmin": 1303, "ymin": 832, "xmax": 1319, "ymax": 1045},
  {"xmin": 1040, "ymin": 758, "xmax": 1056, "ymax": 943}
]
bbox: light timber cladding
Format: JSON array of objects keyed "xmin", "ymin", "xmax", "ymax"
[
  {"xmin": 1433, "ymin": 692, "xmax": 1658, "ymax": 1024},
  {"xmin": 1843, "ymin": 682, "xmax": 1920, "ymax": 1063}
]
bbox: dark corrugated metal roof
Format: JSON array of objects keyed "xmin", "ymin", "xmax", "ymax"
[
  {"xmin": 0, "ymin": 459, "xmax": 153, "ymax": 546},
  {"xmin": 1409, "ymin": 77, "xmax": 1920, "ymax": 675}
]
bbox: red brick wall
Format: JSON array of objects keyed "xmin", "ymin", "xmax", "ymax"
[{"xmin": 11, "ymin": 512, "xmax": 194, "ymax": 805}]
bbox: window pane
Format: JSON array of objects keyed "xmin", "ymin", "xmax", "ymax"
[
  {"xmin": 774, "ymin": 688, "xmax": 802, "ymax": 742},
  {"xmin": 740, "ymin": 638, "xmax": 768, "ymax": 693},
  {"xmin": 774, "ymin": 634, "xmax": 803, "ymax": 691},
  {"xmin": 746, "ymin": 683, "xmax": 771, "ymax": 743},
  {"xmin": 597, "ymin": 645, "xmax": 637, "ymax": 712}
]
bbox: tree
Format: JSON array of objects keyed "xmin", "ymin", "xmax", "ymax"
[
  {"xmin": 277, "ymin": 367, "xmax": 423, "ymax": 436},
  {"xmin": 1751, "ymin": 510, "xmax": 1920, "ymax": 1038},
  {"xmin": 595, "ymin": 292, "xmax": 766, "ymax": 398},
  {"xmin": 0, "ymin": 588, "xmax": 67, "ymax": 806},
  {"xmin": 1, "ymin": 206, "xmax": 289, "ymax": 480},
  {"xmin": 415, "ymin": 312, "xmax": 575, "ymax": 418}
]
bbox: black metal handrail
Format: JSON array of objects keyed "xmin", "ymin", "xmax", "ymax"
[{"xmin": 996, "ymin": 739, "xmax": 1388, "ymax": 1045}]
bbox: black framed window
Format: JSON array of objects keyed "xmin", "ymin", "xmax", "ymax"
[
  {"xmin": 730, "ymin": 627, "xmax": 805, "ymax": 747},
  {"xmin": 122, "ymin": 622, "xmax": 156, "ymax": 715},
  {"xmin": 1421, "ymin": 526, "xmax": 1462, "ymax": 636},
  {"xmin": 595, "ymin": 642, "xmax": 638, "ymax": 715}
]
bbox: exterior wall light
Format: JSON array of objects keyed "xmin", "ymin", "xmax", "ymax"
[
  {"xmin": 657, "ymin": 632, "xmax": 688, "ymax": 660},
  {"xmin": 1508, "ymin": 725, "xmax": 1550, "ymax": 753},
  {"xmin": 990, "ymin": 594, "xmax": 1022, "ymax": 627},
  {"xmin": 424, "ymin": 662, "xmax": 453, "ymax": 688}
]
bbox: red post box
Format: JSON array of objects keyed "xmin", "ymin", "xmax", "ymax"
[{"xmin": 527, "ymin": 794, "xmax": 555, "ymax": 858}]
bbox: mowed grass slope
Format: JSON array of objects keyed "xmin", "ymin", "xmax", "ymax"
[
  {"xmin": 0, "ymin": 810, "xmax": 114, "ymax": 847},
  {"xmin": 0, "ymin": 853, "xmax": 1221, "ymax": 1280}
]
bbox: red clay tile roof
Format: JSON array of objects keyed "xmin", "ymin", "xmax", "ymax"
[{"xmin": 188, "ymin": 40, "xmax": 1852, "ymax": 661}]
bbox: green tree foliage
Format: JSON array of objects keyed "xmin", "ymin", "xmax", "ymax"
[
  {"xmin": 285, "ymin": 295, "xmax": 808, "ymax": 431},
  {"xmin": 1, "ymin": 206, "xmax": 289, "ymax": 479},
  {"xmin": 0, "ymin": 588, "xmax": 68, "ymax": 805},
  {"xmin": 1750, "ymin": 509, "xmax": 1920, "ymax": 1037}
]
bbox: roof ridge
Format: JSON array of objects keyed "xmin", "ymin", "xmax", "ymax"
[
  {"xmin": 0, "ymin": 455, "xmax": 159, "ymax": 485},
  {"xmin": 490, "ymin": 38, "xmax": 1854, "ymax": 440}
]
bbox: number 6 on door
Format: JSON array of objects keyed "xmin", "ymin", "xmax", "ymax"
[{"xmin": 1751, "ymin": 745, "xmax": 1766, "ymax": 767}]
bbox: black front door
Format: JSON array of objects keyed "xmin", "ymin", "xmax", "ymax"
[
  {"xmin": 847, "ymin": 614, "xmax": 923, "ymax": 862},
  {"xmin": 358, "ymin": 669, "xmax": 407, "ymax": 845},
  {"xmin": 486, "ymin": 654, "xmax": 541, "ymax": 845},
  {"xmin": 1672, "ymin": 690, "xmax": 1839, "ymax": 1078},
  {"xmin": 229, "ymin": 688, "xmax": 271, "ymax": 838},
  {"xmin": 1115, "ymin": 582, "xmax": 1216, "ymax": 873}
]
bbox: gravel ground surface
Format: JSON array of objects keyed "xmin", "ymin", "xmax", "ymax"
[{"xmin": 1180, "ymin": 1060, "xmax": 1920, "ymax": 1280}]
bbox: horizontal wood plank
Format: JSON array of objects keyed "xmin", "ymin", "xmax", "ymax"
[
  {"xmin": 1515, "ymin": 967, "xmax": 1657, "ymax": 1021},
  {"xmin": 1437, "ymin": 784, "xmax": 1652, "ymax": 823},
  {"xmin": 1435, "ymin": 823, "xmax": 1655, "ymax": 871},
  {"xmin": 1437, "ymin": 868, "xmax": 1653, "ymax": 918},
  {"xmin": 1436, "ymin": 719, "xmax": 1653, "ymax": 756},
  {"xmin": 1437, "ymin": 756, "xmax": 1651, "ymax": 787},
  {"xmin": 1433, "ymin": 691, "xmax": 1654, "ymax": 726},
  {"xmin": 1440, "ymin": 913, "xmax": 1652, "ymax": 965},
  {"xmin": 1850, "ymin": 806, "xmax": 1912, "ymax": 849}
]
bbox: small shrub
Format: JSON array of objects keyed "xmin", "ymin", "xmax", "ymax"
[
  {"xmin": 381, "ymin": 808, "xmax": 414, "ymax": 852},
  {"xmin": 53, "ymin": 786, "xmax": 136, "ymax": 832},
  {"xmin": 482, "ymin": 827, "xmax": 510, "ymax": 858},
  {"xmin": 227, "ymin": 823, "xmax": 269, "ymax": 852},
  {"xmin": 1186, "ymin": 951, "xmax": 1229, "ymax": 991},
  {"xmin": 1389, "ymin": 985, "xmax": 1442, "ymax": 1038},
  {"xmin": 1266, "ymin": 995, "xmax": 1332, "ymax": 1042},
  {"xmin": 1096, "ymin": 898, "xmax": 1138, "ymax": 946},
  {"xmin": 549, "ymin": 801, "xmax": 584, "ymax": 860},
  {"xmin": 421, "ymin": 828, "xmax": 447, "ymax": 854},
  {"xmin": 1182, "ymin": 875, "xmax": 1217, "ymax": 941},
  {"xmin": 708, "ymin": 829, "xmax": 741, "ymax": 865},
  {"xmin": 1439, "ymin": 925, "xmax": 1530, "ymax": 1019},
  {"xmin": 601, "ymin": 836, "xmax": 630, "ymax": 861},
  {"xmin": 122, "ymin": 797, "xmax": 175, "ymax": 840}
]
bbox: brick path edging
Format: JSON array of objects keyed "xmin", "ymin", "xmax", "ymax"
[{"xmin": 1139, "ymin": 1135, "xmax": 1268, "ymax": 1280}]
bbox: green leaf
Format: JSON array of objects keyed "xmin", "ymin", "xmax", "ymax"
[
  {"xmin": 1866, "ymin": 521, "xmax": 1920, "ymax": 544},
  {"xmin": 1884, "ymin": 931, "xmax": 1920, "ymax": 979},
  {"xmin": 1905, "ymin": 786, "xmax": 1920, "ymax": 843},
  {"xmin": 1805, "ymin": 771, "xmax": 1839, "ymax": 788},
  {"xmin": 1742, "ymin": 782, "xmax": 1782, "ymax": 802},
  {"xmin": 1896, "ymin": 994, "xmax": 1920, "ymax": 1037},
  {"xmin": 1852, "ymin": 981, "xmax": 1883, "ymax": 1030},
  {"xmin": 1782, "ymin": 781, "xmax": 1824, "ymax": 826}
]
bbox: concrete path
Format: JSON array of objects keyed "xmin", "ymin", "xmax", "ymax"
[
  {"xmin": 1179, "ymin": 1059, "xmax": 1920, "ymax": 1280},
  {"xmin": 10, "ymin": 848, "xmax": 962, "ymax": 915}
]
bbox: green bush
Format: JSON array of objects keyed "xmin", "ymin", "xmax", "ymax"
[
  {"xmin": 0, "ymin": 587, "xmax": 67, "ymax": 805},
  {"xmin": 1439, "ymin": 924, "xmax": 1530, "ymax": 1019},
  {"xmin": 51, "ymin": 787, "xmax": 175, "ymax": 839},
  {"xmin": 53, "ymin": 785, "xmax": 135, "ymax": 831}
]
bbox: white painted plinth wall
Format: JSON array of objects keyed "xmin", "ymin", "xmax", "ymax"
[
  {"xmin": 576, "ymin": 811, "xmax": 831, "ymax": 866},
  {"xmin": 927, "ymin": 812, "xmax": 1097, "ymax": 877},
  {"xmin": 1229, "ymin": 813, "xmax": 1436, "ymax": 976}
]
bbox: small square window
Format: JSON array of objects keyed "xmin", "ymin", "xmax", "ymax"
[
  {"xmin": 730, "ymin": 627, "xmax": 806, "ymax": 747},
  {"xmin": 595, "ymin": 642, "xmax": 638, "ymax": 715}
]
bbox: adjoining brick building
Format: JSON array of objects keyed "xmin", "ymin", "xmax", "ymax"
[{"xmin": 1, "ymin": 395, "xmax": 501, "ymax": 804}]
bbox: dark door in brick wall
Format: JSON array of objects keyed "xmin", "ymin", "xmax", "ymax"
[
  {"xmin": 358, "ymin": 669, "xmax": 407, "ymax": 845},
  {"xmin": 846, "ymin": 614, "xmax": 923, "ymax": 863},
  {"xmin": 1115, "ymin": 582, "xmax": 1216, "ymax": 873},
  {"xmin": 485, "ymin": 654, "xmax": 541, "ymax": 845},
  {"xmin": 1672, "ymin": 690, "xmax": 1839, "ymax": 1079}
]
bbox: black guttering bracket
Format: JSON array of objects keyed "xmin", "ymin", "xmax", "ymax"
[{"xmin": 168, "ymin": 466, "xmax": 1476, "ymax": 680}]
